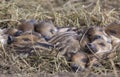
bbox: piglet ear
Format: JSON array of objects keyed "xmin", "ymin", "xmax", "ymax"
[{"xmin": 105, "ymin": 21, "xmax": 120, "ymax": 38}]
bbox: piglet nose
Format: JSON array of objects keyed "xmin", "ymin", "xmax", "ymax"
[
  {"xmin": 44, "ymin": 36, "xmax": 51, "ymax": 41},
  {"xmin": 87, "ymin": 43, "xmax": 97, "ymax": 53},
  {"xmin": 7, "ymin": 36, "xmax": 14, "ymax": 44},
  {"xmin": 50, "ymin": 29, "xmax": 54, "ymax": 34},
  {"xmin": 15, "ymin": 31, "xmax": 23, "ymax": 36},
  {"xmin": 87, "ymin": 43, "xmax": 95, "ymax": 49},
  {"xmin": 87, "ymin": 43, "xmax": 92, "ymax": 47}
]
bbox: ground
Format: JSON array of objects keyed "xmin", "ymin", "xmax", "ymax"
[{"xmin": 0, "ymin": 0, "xmax": 120, "ymax": 77}]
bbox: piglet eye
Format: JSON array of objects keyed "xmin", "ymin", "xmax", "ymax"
[
  {"xmin": 50, "ymin": 29, "xmax": 54, "ymax": 34},
  {"xmin": 94, "ymin": 35, "xmax": 102, "ymax": 40},
  {"xmin": 109, "ymin": 30, "xmax": 117, "ymax": 35},
  {"xmin": 99, "ymin": 43, "xmax": 105, "ymax": 46}
]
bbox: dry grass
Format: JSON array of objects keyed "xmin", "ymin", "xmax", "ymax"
[{"xmin": 0, "ymin": 0, "xmax": 120, "ymax": 76}]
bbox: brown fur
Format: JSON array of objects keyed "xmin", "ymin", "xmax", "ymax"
[
  {"xmin": 5, "ymin": 28, "xmax": 22, "ymax": 36},
  {"xmin": 34, "ymin": 20, "xmax": 57, "ymax": 40},
  {"xmin": 105, "ymin": 22, "xmax": 120, "ymax": 38},
  {"xmin": 83, "ymin": 24, "xmax": 120, "ymax": 68},
  {"xmin": 5, "ymin": 21, "xmax": 120, "ymax": 71},
  {"xmin": 105, "ymin": 22, "xmax": 120, "ymax": 47},
  {"xmin": 86, "ymin": 26, "xmax": 112, "ymax": 53},
  {"xmin": 17, "ymin": 19, "xmax": 35, "ymax": 32},
  {"xmin": 9, "ymin": 31, "xmax": 53, "ymax": 54},
  {"xmin": 48, "ymin": 26, "xmax": 116, "ymax": 71},
  {"xmin": 48, "ymin": 31, "xmax": 88, "ymax": 71},
  {"xmin": 49, "ymin": 31, "xmax": 81, "ymax": 58},
  {"xmin": 71, "ymin": 52, "xmax": 88, "ymax": 71}
]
